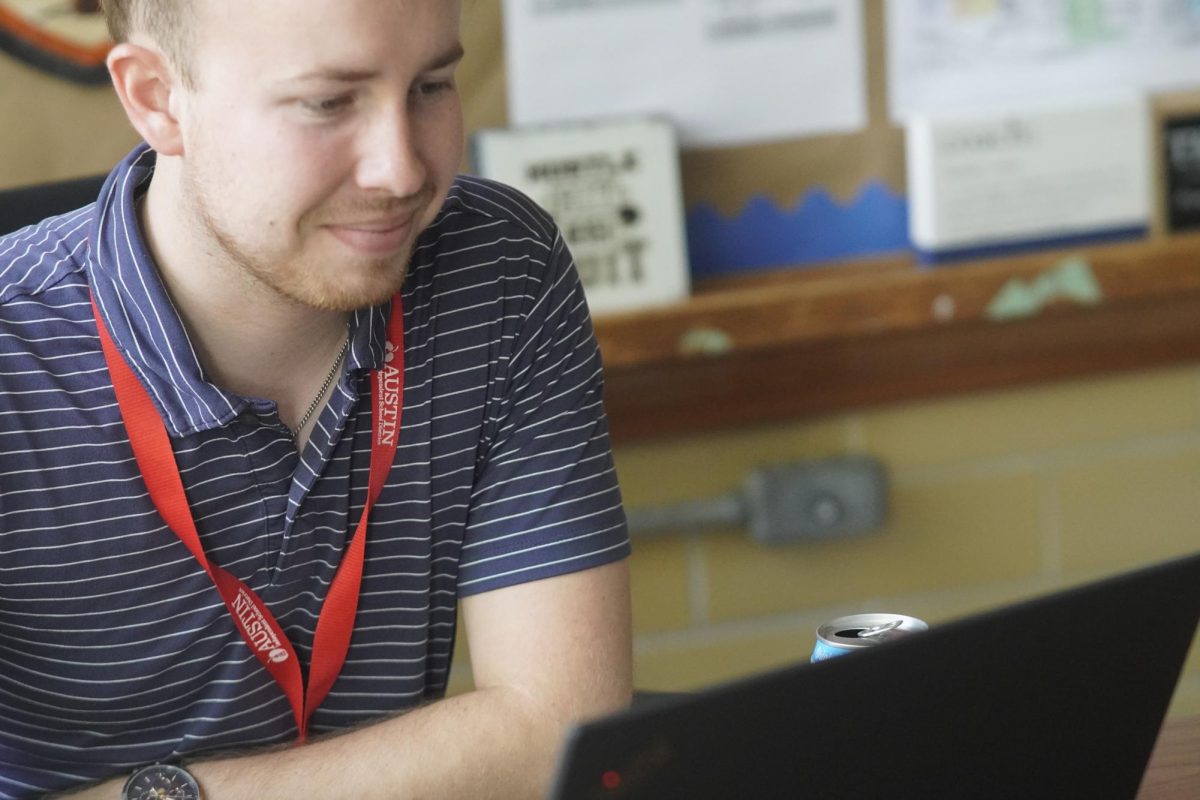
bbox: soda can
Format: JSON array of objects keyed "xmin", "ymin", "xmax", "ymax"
[{"xmin": 811, "ymin": 613, "xmax": 928, "ymax": 662}]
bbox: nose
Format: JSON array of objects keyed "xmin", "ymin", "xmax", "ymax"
[{"xmin": 354, "ymin": 106, "xmax": 428, "ymax": 199}]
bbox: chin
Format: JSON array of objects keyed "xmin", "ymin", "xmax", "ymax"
[
  {"xmin": 307, "ymin": 288, "xmax": 402, "ymax": 312},
  {"xmin": 297, "ymin": 267, "xmax": 410, "ymax": 312}
]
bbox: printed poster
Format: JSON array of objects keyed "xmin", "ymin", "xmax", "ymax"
[
  {"xmin": 502, "ymin": 0, "xmax": 868, "ymax": 148},
  {"xmin": 888, "ymin": 0, "xmax": 1200, "ymax": 122}
]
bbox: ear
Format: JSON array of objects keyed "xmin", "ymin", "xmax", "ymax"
[{"xmin": 106, "ymin": 42, "xmax": 186, "ymax": 157}]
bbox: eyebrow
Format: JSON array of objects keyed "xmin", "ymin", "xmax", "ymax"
[
  {"xmin": 284, "ymin": 43, "xmax": 466, "ymax": 84},
  {"xmin": 426, "ymin": 43, "xmax": 466, "ymax": 72}
]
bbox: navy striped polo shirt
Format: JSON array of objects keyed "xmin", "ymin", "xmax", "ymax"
[{"xmin": 0, "ymin": 145, "xmax": 630, "ymax": 798}]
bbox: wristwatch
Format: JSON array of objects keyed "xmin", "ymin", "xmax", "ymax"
[{"xmin": 121, "ymin": 763, "xmax": 201, "ymax": 800}]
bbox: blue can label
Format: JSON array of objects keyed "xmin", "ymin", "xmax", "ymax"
[
  {"xmin": 811, "ymin": 638, "xmax": 852, "ymax": 662},
  {"xmin": 811, "ymin": 613, "xmax": 928, "ymax": 663}
]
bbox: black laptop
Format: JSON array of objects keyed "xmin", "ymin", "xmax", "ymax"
[{"xmin": 549, "ymin": 551, "xmax": 1200, "ymax": 800}]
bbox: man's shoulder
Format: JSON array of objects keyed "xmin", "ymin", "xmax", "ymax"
[
  {"xmin": 0, "ymin": 205, "xmax": 94, "ymax": 307},
  {"xmin": 437, "ymin": 175, "xmax": 560, "ymax": 245}
]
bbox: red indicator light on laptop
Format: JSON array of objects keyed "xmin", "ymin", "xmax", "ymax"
[{"xmin": 601, "ymin": 770, "xmax": 622, "ymax": 790}]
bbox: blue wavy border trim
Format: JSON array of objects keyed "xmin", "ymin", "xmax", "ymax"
[{"xmin": 686, "ymin": 181, "xmax": 910, "ymax": 279}]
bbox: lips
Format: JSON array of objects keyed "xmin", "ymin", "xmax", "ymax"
[{"xmin": 325, "ymin": 211, "xmax": 419, "ymax": 256}]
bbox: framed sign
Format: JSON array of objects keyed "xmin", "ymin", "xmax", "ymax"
[
  {"xmin": 0, "ymin": 0, "xmax": 111, "ymax": 85},
  {"xmin": 1163, "ymin": 113, "xmax": 1200, "ymax": 233},
  {"xmin": 1151, "ymin": 91, "xmax": 1200, "ymax": 236},
  {"xmin": 472, "ymin": 117, "xmax": 691, "ymax": 317}
]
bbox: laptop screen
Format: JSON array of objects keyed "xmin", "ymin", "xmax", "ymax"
[{"xmin": 549, "ymin": 551, "xmax": 1200, "ymax": 800}]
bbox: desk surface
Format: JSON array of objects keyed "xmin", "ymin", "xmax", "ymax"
[{"xmin": 1138, "ymin": 715, "xmax": 1200, "ymax": 799}]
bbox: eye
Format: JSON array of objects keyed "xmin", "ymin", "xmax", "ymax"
[
  {"xmin": 301, "ymin": 94, "xmax": 356, "ymax": 117},
  {"xmin": 411, "ymin": 79, "xmax": 454, "ymax": 99}
]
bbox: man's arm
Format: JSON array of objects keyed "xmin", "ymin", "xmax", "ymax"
[{"xmin": 70, "ymin": 559, "xmax": 631, "ymax": 799}]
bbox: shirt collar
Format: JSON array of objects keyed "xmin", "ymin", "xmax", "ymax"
[{"xmin": 87, "ymin": 144, "xmax": 394, "ymax": 438}]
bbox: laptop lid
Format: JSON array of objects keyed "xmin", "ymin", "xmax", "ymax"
[{"xmin": 549, "ymin": 551, "xmax": 1200, "ymax": 800}]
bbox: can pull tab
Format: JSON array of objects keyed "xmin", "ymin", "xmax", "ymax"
[{"xmin": 857, "ymin": 619, "xmax": 903, "ymax": 639}]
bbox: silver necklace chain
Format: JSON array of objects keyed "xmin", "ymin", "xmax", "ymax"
[{"xmin": 292, "ymin": 331, "xmax": 350, "ymax": 438}]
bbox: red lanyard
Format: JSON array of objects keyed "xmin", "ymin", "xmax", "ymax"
[{"xmin": 91, "ymin": 295, "xmax": 404, "ymax": 743}]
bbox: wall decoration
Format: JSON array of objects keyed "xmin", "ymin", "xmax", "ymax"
[
  {"xmin": 0, "ymin": 0, "xmax": 111, "ymax": 85},
  {"xmin": 887, "ymin": 0, "xmax": 1200, "ymax": 122},
  {"xmin": 502, "ymin": 0, "xmax": 868, "ymax": 148},
  {"xmin": 473, "ymin": 117, "xmax": 691, "ymax": 315},
  {"xmin": 686, "ymin": 183, "xmax": 910, "ymax": 279}
]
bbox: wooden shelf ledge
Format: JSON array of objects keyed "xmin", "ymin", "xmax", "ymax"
[{"xmin": 595, "ymin": 235, "xmax": 1200, "ymax": 442}]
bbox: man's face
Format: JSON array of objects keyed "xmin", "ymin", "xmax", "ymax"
[{"xmin": 174, "ymin": 0, "xmax": 464, "ymax": 311}]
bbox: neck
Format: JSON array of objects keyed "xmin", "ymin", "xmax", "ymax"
[{"xmin": 139, "ymin": 165, "xmax": 350, "ymax": 432}]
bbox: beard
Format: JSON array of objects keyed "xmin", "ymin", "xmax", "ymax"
[{"xmin": 185, "ymin": 171, "xmax": 426, "ymax": 313}]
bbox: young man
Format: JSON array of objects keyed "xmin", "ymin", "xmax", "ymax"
[{"xmin": 0, "ymin": 1, "xmax": 632, "ymax": 797}]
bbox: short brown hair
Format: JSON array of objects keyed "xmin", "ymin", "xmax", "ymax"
[{"xmin": 101, "ymin": 0, "xmax": 191, "ymax": 81}]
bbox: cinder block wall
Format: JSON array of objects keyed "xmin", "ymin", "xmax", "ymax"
[{"xmin": 613, "ymin": 364, "xmax": 1200, "ymax": 717}]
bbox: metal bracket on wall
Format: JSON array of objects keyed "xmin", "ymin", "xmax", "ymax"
[{"xmin": 625, "ymin": 456, "xmax": 889, "ymax": 546}]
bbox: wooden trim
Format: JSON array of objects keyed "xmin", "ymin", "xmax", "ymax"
[{"xmin": 596, "ymin": 236, "xmax": 1200, "ymax": 442}]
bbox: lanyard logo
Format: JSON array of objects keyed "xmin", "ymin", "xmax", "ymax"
[
  {"xmin": 378, "ymin": 342, "xmax": 403, "ymax": 447},
  {"xmin": 233, "ymin": 588, "xmax": 290, "ymax": 664}
]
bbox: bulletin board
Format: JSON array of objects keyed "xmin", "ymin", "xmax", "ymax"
[
  {"xmin": 460, "ymin": 0, "xmax": 908, "ymax": 282},
  {"xmin": 460, "ymin": 0, "xmax": 1200, "ymax": 441},
  {"xmin": 466, "ymin": 0, "xmax": 1200, "ymax": 282}
]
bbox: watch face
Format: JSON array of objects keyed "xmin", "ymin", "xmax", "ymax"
[{"xmin": 122, "ymin": 764, "xmax": 201, "ymax": 800}]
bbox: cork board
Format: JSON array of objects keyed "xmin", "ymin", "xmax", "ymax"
[{"xmin": 460, "ymin": 0, "xmax": 906, "ymax": 278}]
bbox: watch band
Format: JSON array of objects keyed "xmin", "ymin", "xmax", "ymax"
[{"xmin": 121, "ymin": 763, "xmax": 202, "ymax": 800}]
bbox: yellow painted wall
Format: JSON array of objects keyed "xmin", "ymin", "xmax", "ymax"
[
  {"xmin": 3, "ymin": 30, "xmax": 1196, "ymax": 722},
  {"xmin": 0, "ymin": 55, "xmax": 138, "ymax": 189},
  {"xmin": 616, "ymin": 365, "xmax": 1200, "ymax": 719}
]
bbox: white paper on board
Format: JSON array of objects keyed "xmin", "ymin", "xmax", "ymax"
[
  {"xmin": 887, "ymin": 0, "xmax": 1200, "ymax": 123},
  {"xmin": 502, "ymin": 0, "xmax": 868, "ymax": 148}
]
